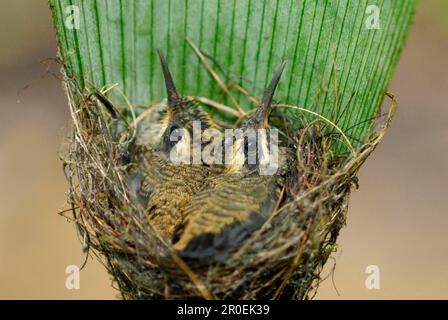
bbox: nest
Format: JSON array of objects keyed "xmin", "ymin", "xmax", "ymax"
[{"xmin": 61, "ymin": 71, "xmax": 395, "ymax": 299}]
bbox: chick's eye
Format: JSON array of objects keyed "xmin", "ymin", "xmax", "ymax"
[
  {"xmin": 244, "ymin": 139, "xmax": 257, "ymax": 159},
  {"xmin": 244, "ymin": 139, "xmax": 255, "ymax": 152},
  {"xmin": 170, "ymin": 126, "xmax": 182, "ymax": 138}
]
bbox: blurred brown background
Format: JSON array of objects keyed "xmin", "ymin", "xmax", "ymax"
[{"xmin": 0, "ymin": 0, "xmax": 446, "ymax": 299}]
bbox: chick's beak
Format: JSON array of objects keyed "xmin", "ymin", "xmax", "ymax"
[
  {"xmin": 247, "ymin": 62, "xmax": 286, "ymax": 129},
  {"xmin": 157, "ymin": 49, "xmax": 182, "ymax": 111}
]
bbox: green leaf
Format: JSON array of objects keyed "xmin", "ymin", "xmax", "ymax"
[{"xmin": 49, "ymin": 0, "xmax": 415, "ymax": 152}]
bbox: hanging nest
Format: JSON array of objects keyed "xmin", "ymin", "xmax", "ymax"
[{"xmin": 61, "ymin": 70, "xmax": 396, "ymax": 300}]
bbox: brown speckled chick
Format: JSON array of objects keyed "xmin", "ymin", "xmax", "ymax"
[
  {"xmin": 173, "ymin": 63, "xmax": 290, "ymax": 262},
  {"xmin": 131, "ymin": 50, "xmax": 220, "ymax": 241}
]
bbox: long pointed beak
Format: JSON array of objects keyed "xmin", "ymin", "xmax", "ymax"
[
  {"xmin": 157, "ymin": 49, "xmax": 181, "ymax": 109},
  {"xmin": 248, "ymin": 62, "xmax": 286, "ymax": 128}
]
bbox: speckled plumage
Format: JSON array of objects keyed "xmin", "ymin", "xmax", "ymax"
[
  {"xmin": 135, "ymin": 146, "xmax": 212, "ymax": 239},
  {"xmin": 173, "ymin": 170, "xmax": 285, "ymax": 261},
  {"xmin": 173, "ymin": 62, "xmax": 288, "ymax": 262},
  {"xmin": 128, "ymin": 50, "xmax": 221, "ymax": 240}
]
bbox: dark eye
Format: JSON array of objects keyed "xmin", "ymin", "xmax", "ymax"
[
  {"xmin": 169, "ymin": 125, "xmax": 180, "ymax": 135},
  {"xmin": 244, "ymin": 137, "xmax": 255, "ymax": 153},
  {"xmin": 170, "ymin": 127, "xmax": 182, "ymax": 138},
  {"xmin": 244, "ymin": 138, "xmax": 257, "ymax": 165},
  {"xmin": 162, "ymin": 125, "xmax": 184, "ymax": 152}
]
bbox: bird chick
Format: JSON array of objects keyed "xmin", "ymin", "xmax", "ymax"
[
  {"xmin": 132, "ymin": 50, "xmax": 220, "ymax": 240},
  {"xmin": 173, "ymin": 62, "xmax": 289, "ymax": 262}
]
